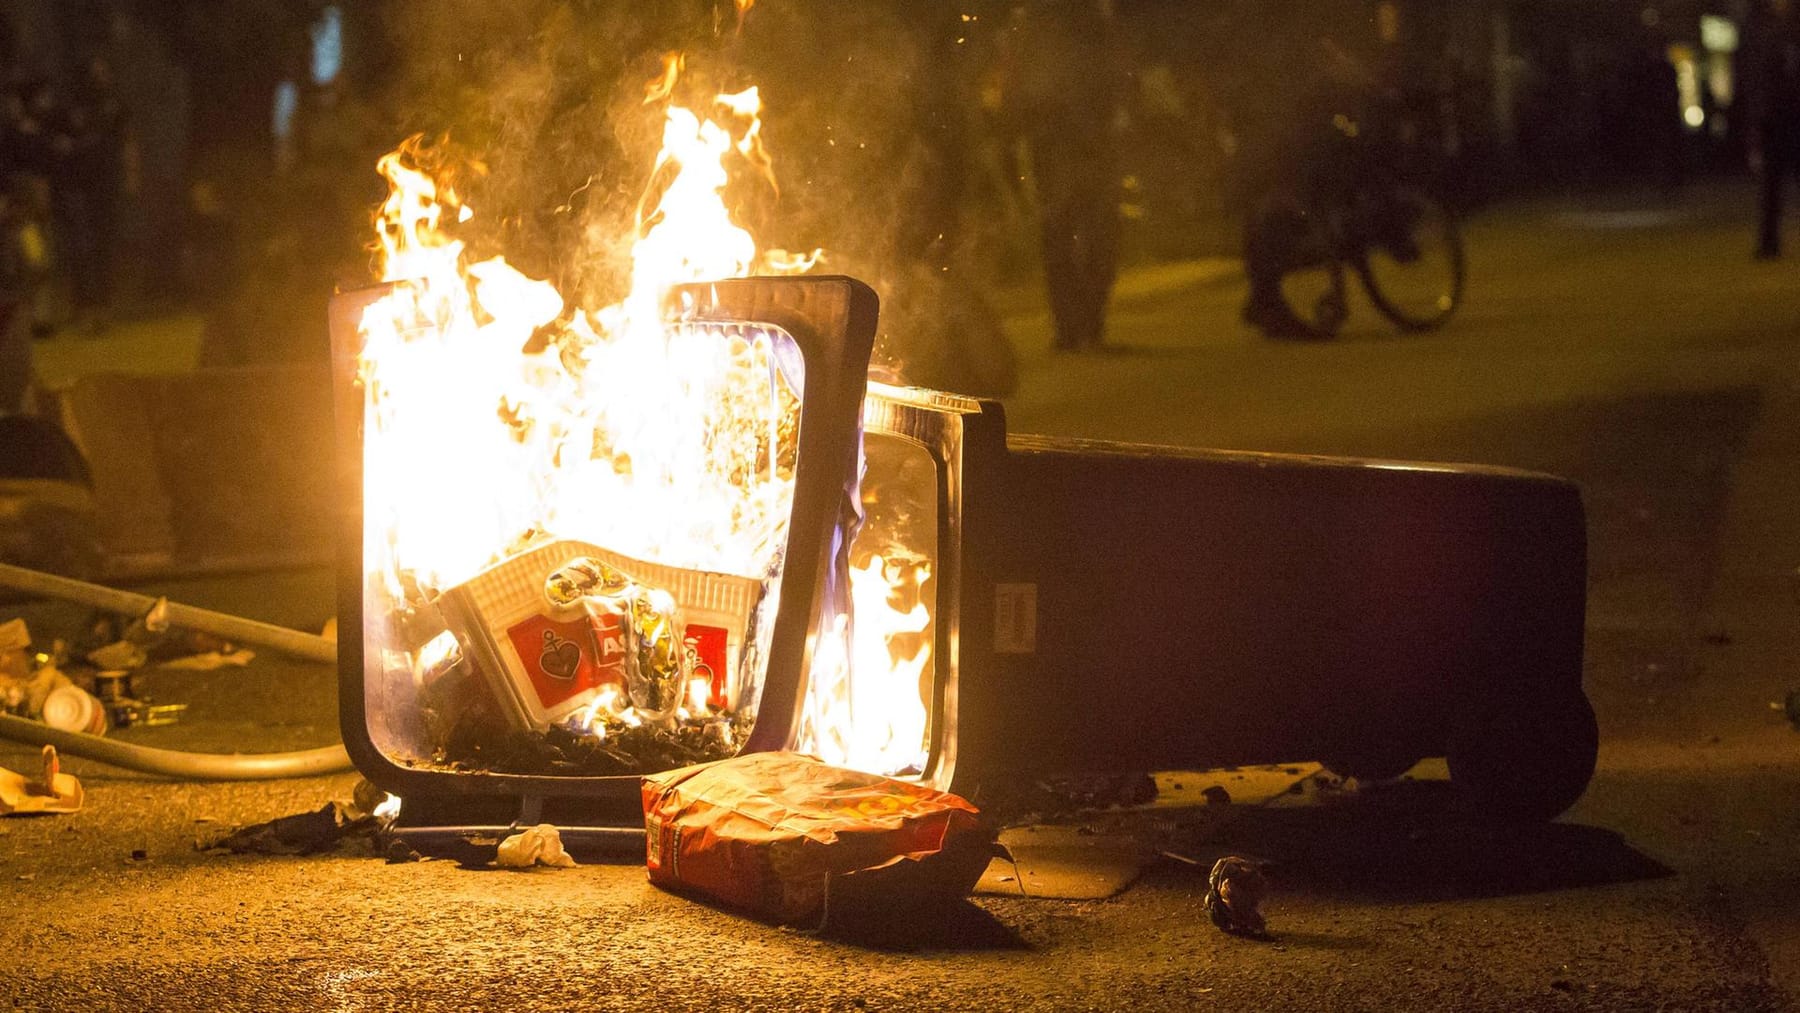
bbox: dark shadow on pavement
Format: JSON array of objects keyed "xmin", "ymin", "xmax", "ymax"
[
  {"xmin": 820, "ymin": 897, "xmax": 1032, "ymax": 953},
  {"xmin": 1263, "ymin": 930, "xmax": 1379, "ymax": 952},
  {"xmin": 1176, "ymin": 780, "xmax": 1672, "ymax": 904}
]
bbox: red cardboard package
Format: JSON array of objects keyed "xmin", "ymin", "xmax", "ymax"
[{"xmin": 642, "ymin": 752, "xmax": 992, "ymax": 924}]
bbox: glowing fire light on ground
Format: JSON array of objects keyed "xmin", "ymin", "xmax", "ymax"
[{"xmin": 356, "ymin": 55, "xmax": 933, "ymax": 777}]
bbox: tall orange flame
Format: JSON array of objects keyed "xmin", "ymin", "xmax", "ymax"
[{"xmin": 358, "ymin": 56, "xmax": 927, "ymax": 778}]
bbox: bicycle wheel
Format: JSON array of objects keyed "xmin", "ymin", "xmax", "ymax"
[{"xmin": 1354, "ymin": 187, "xmax": 1463, "ymax": 332}]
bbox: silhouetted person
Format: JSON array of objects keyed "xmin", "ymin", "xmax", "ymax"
[
  {"xmin": 1009, "ymin": 0, "xmax": 1123, "ymax": 352},
  {"xmin": 54, "ymin": 56, "xmax": 124, "ymax": 332},
  {"xmin": 1, "ymin": 62, "xmax": 35, "ymax": 410},
  {"xmin": 1743, "ymin": 0, "xmax": 1800, "ymax": 258},
  {"xmin": 5, "ymin": 78, "xmax": 59, "ymax": 344},
  {"xmin": 1646, "ymin": 45, "xmax": 1684, "ymax": 192},
  {"xmin": 1241, "ymin": 38, "xmax": 1376, "ymax": 337},
  {"xmin": 0, "ymin": 186, "xmax": 27, "ymax": 414}
]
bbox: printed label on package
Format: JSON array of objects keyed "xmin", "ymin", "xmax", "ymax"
[
  {"xmin": 684, "ymin": 623, "xmax": 731, "ymax": 709},
  {"xmin": 504, "ymin": 611, "xmax": 629, "ymax": 709}
]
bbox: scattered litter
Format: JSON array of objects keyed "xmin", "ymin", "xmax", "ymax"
[
  {"xmin": 1159, "ymin": 850, "xmax": 1204, "ymax": 867},
  {"xmin": 91, "ymin": 671, "xmax": 185, "ymax": 729},
  {"xmin": 643, "ymin": 751, "xmax": 995, "ymax": 926},
  {"xmin": 384, "ymin": 838, "xmax": 422, "ymax": 864},
  {"xmin": 3, "ymin": 649, "xmax": 79, "ymax": 726},
  {"xmin": 1, "ymin": 746, "xmax": 84, "ymax": 815},
  {"xmin": 0, "ymin": 606, "xmax": 211, "ymax": 735},
  {"xmin": 205, "ymin": 802, "xmax": 366, "ymax": 856},
  {"xmin": 0, "ymin": 620, "xmax": 32, "ymax": 684},
  {"xmin": 1204, "ymin": 856, "xmax": 1271, "ymax": 938},
  {"xmin": 129, "ymin": 848, "xmax": 148, "ymax": 862},
  {"xmin": 86, "ymin": 641, "xmax": 147, "ymax": 671},
  {"xmin": 40, "ymin": 684, "xmax": 107, "ymax": 735},
  {"xmin": 984, "ymin": 771, "xmax": 1158, "ymax": 825},
  {"xmin": 0, "ymin": 619, "xmax": 28, "ymax": 646},
  {"xmin": 1202, "ymin": 785, "xmax": 1232, "ymax": 806},
  {"xmin": 495, "ymin": 824, "xmax": 578, "ymax": 869},
  {"xmin": 203, "ymin": 780, "xmax": 400, "ymax": 858}
]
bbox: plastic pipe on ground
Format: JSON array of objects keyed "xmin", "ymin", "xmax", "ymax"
[
  {"xmin": 0, "ymin": 562, "xmax": 337, "ymax": 665},
  {"xmin": 0, "ymin": 713, "xmax": 353, "ymax": 780}
]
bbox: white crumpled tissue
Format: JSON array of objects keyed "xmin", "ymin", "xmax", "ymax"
[{"xmin": 495, "ymin": 824, "xmax": 578, "ymax": 869}]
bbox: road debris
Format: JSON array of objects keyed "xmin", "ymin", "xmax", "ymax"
[
  {"xmin": 39, "ymin": 684, "xmax": 107, "ymax": 734},
  {"xmin": 643, "ymin": 751, "xmax": 995, "ymax": 926},
  {"xmin": 981, "ymin": 771, "xmax": 1158, "ymax": 825},
  {"xmin": 0, "ymin": 597, "xmax": 253, "ymax": 737},
  {"xmin": 1204, "ymin": 856, "xmax": 1271, "ymax": 938},
  {"xmin": 0, "ymin": 619, "xmax": 30, "ymax": 683},
  {"xmin": 1, "ymin": 745, "xmax": 83, "ymax": 815},
  {"xmin": 91, "ymin": 672, "xmax": 186, "ymax": 729},
  {"xmin": 205, "ymin": 801, "xmax": 366, "ymax": 856},
  {"xmin": 201, "ymin": 780, "xmax": 398, "ymax": 856},
  {"xmin": 0, "ymin": 562, "xmax": 335, "ymax": 664},
  {"xmin": 495, "ymin": 824, "xmax": 578, "ymax": 869}
]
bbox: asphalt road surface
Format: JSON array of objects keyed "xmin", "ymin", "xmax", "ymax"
[{"xmin": 3, "ymin": 182, "xmax": 1798, "ymax": 1011}]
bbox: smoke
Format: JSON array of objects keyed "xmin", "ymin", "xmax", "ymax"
[{"xmin": 374, "ymin": 0, "xmax": 1018, "ymax": 394}]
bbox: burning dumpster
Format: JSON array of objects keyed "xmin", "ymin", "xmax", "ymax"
[{"xmin": 331, "ymin": 64, "xmax": 1595, "ymax": 848}]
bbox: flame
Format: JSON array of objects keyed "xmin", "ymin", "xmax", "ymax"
[
  {"xmin": 358, "ymin": 58, "xmax": 929, "ymax": 779},
  {"xmin": 371, "ymin": 792, "xmax": 403, "ymax": 821},
  {"xmin": 799, "ymin": 554, "xmax": 933, "ymax": 776},
  {"xmin": 644, "ymin": 52, "xmax": 684, "ymax": 105}
]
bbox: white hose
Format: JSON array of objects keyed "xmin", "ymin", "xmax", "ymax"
[{"xmin": 0, "ymin": 713, "xmax": 353, "ymax": 780}]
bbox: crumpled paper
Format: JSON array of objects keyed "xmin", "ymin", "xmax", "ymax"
[
  {"xmin": 1, "ymin": 746, "xmax": 84, "ymax": 815},
  {"xmin": 495, "ymin": 824, "xmax": 578, "ymax": 869},
  {"xmin": 1204, "ymin": 856, "xmax": 1271, "ymax": 937}
]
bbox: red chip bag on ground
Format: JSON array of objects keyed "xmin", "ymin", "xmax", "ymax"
[{"xmin": 642, "ymin": 751, "xmax": 993, "ymax": 925}]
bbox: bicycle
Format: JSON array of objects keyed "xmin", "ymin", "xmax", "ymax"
[{"xmin": 1245, "ymin": 106, "xmax": 1466, "ymax": 339}]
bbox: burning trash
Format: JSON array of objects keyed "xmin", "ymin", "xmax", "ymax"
[
  {"xmin": 344, "ymin": 45, "xmax": 939, "ymax": 792},
  {"xmin": 416, "ymin": 540, "xmax": 760, "ymax": 776},
  {"xmin": 641, "ymin": 752, "xmax": 993, "ymax": 926}
]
